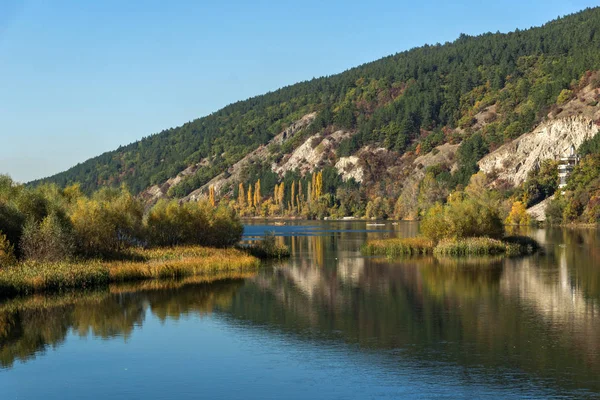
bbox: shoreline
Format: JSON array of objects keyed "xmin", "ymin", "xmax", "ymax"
[{"xmin": 0, "ymin": 246, "xmax": 259, "ymax": 300}]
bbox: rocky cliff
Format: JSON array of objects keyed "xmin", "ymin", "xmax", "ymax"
[{"xmin": 479, "ymin": 115, "xmax": 598, "ymax": 187}]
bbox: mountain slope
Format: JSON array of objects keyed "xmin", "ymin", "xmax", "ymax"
[{"xmin": 32, "ymin": 7, "xmax": 600, "ymax": 199}]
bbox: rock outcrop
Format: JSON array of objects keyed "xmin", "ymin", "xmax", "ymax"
[
  {"xmin": 185, "ymin": 112, "xmax": 318, "ymax": 201},
  {"xmin": 275, "ymin": 129, "xmax": 353, "ymax": 177},
  {"xmin": 527, "ymin": 195, "xmax": 554, "ymax": 222},
  {"xmin": 479, "ymin": 116, "xmax": 598, "ymax": 187}
]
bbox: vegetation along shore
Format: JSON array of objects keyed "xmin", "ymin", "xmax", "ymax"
[
  {"xmin": 0, "ymin": 175, "xmax": 262, "ymax": 299},
  {"xmin": 362, "ymin": 176, "xmax": 541, "ymax": 258}
]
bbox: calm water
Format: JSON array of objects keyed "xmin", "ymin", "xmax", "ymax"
[{"xmin": 1, "ymin": 221, "xmax": 599, "ymax": 399}]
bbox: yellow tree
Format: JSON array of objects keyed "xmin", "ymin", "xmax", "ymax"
[
  {"xmin": 290, "ymin": 180, "xmax": 296, "ymax": 211},
  {"xmin": 297, "ymin": 181, "xmax": 303, "ymax": 211},
  {"xmin": 506, "ymin": 201, "xmax": 530, "ymax": 225},
  {"xmin": 247, "ymin": 185, "xmax": 253, "ymax": 208},
  {"xmin": 277, "ymin": 182, "xmax": 285, "ymax": 206},
  {"xmin": 209, "ymin": 186, "xmax": 215, "ymax": 207},
  {"xmin": 238, "ymin": 183, "xmax": 245, "ymax": 208},
  {"xmin": 254, "ymin": 179, "xmax": 261, "ymax": 206},
  {"xmin": 315, "ymin": 171, "xmax": 323, "ymax": 199}
]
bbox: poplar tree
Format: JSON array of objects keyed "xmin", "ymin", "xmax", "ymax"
[
  {"xmin": 209, "ymin": 186, "xmax": 215, "ymax": 207},
  {"xmin": 238, "ymin": 183, "xmax": 245, "ymax": 208},
  {"xmin": 290, "ymin": 181, "xmax": 296, "ymax": 211},
  {"xmin": 254, "ymin": 179, "xmax": 261, "ymax": 206}
]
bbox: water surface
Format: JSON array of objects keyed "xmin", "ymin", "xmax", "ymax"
[{"xmin": 1, "ymin": 221, "xmax": 599, "ymax": 399}]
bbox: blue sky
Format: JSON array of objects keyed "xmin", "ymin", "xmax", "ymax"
[{"xmin": 0, "ymin": 0, "xmax": 597, "ymax": 182}]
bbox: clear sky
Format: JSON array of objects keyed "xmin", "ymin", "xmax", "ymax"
[{"xmin": 1, "ymin": 0, "xmax": 597, "ymax": 183}]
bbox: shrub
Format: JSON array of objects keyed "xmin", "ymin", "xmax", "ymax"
[
  {"xmin": 0, "ymin": 202, "xmax": 25, "ymax": 254},
  {"xmin": 421, "ymin": 195, "xmax": 504, "ymax": 242},
  {"xmin": 505, "ymin": 201, "xmax": 530, "ymax": 225},
  {"xmin": 20, "ymin": 213, "xmax": 75, "ymax": 262},
  {"xmin": 145, "ymin": 200, "xmax": 243, "ymax": 248},
  {"xmin": 70, "ymin": 188, "xmax": 144, "ymax": 256},
  {"xmin": 208, "ymin": 205, "xmax": 244, "ymax": 247},
  {"xmin": 557, "ymin": 89, "xmax": 573, "ymax": 105},
  {"xmin": 365, "ymin": 197, "xmax": 391, "ymax": 220},
  {"xmin": 503, "ymin": 235, "xmax": 540, "ymax": 255},
  {"xmin": 545, "ymin": 196, "xmax": 565, "ymax": 225},
  {"xmin": 0, "ymin": 231, "xmax": 16, "ymax": 268},
  {"xmin": 245, "ymin": 232, "xmax": 290, "ymax": 259}
]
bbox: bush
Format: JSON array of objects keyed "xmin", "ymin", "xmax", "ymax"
[
  {"xmin": 208, "ymin": 205, "xmax": 244, "ymax": 247},
  {"xmin": 505, "ymin": 201, "xmax": 530, "ymax": 225},
  {"xmin": 0, "ymin": 202, "xmax": 25, "ymax": 254},
  {"xmin": 0, "ymin": 231, "xmax": 16, "ymax": 268},
  {"xmin": 557, "ymin": 89, "xmax": 573, "ymax": 105},
  {"xmin": 20, "ymin": 213, "xmax": 75, "ymax": 262},
  {"xmin": 145, "ymin": 200, "xmax": 243, "ymax": 248},
  {"xmin": 245, "ymin": 232, "xmax": 290, "ymax": 259},
  {"xmin": 421, "ymin": 195, "xmax": 504, "ymax": 242},
  {"xmin": 70, "ymin": 188, "xmax": 144, "ymax": 256},
  {"xmin": 545, "ymin": 195, "xmax": 565, "ymax": 225},
  {"xmin": 503, "ymin": 235, "xmax": 540, "ymax": 255},
  {"xmin": 365, "ymin": 197, "xmax": 391, "ymax": 220}
]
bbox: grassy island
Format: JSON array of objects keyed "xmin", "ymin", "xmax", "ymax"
[
  {"xmin": 362, "ymin": 236, "xmax": 538, "ymax": 258},
  {"xmin": 362, "ymin": 184, "xmax": 541, "ymax": 258}
]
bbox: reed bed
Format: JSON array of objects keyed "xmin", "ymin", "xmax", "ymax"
[
  {"xmin": 242, "ymin": 239, "xmax": 291, "ymax": 259},
  {"xmin": 361, "ymin": 237, "xmax": 434, "ymax": 257},
  {"xmin": 362, "ymin": 236, "xmax": 539, "ymax": 259},
  {"xmin": 0, "ymin": 246, "xmax": 259, "ymax": 298},
  {"xmin": 108, "ymin": 246, "xmax": 259, "ymax": 282},
  {"xmin": 433, "ymin": 237, "xmax": 520, "ymax": 256}
]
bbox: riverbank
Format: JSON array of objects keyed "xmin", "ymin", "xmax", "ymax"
[{"xmin": 0, "ymin": 246, "xmax": 259, "ymax": 298}]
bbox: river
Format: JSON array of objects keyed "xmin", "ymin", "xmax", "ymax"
[{"xmin": 0, "ymin": 221, "xmax": 599, "ymax": 399}]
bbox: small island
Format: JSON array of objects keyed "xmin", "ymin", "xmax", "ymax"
[{"xmin": 362, "ymin": 179, "xmax": 540, "ymax": 258}]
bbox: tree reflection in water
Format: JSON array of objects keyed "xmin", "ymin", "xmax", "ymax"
[{"xmin": 0, "ymin": 222, "xmax": 598, "ymax": 396}]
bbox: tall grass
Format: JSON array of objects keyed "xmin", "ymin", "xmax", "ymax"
[
  {"xmin": 108, "ymin": 247, "xmax": 259, "ymax": 282},
  {"xmin": 361, "ymin": 237, "xmax": 434, "ymax": 257},
  {"xmin": 242, "ymin": 233, "xmax": 291, "ymax": 259},
  {"xmin": 0, "ymin": 261, "xmax": 109, "ymax": 297},
  {"xmin": 361, "ymin": 236, "xmax": 539, "ymax": 259},
  {"xmin": 0, "ymin": 246, "xmax": 259, "ymax": 298},
  {"xmin": 433, "ymin": 237, "xmax": 519, "ymax": 256}
]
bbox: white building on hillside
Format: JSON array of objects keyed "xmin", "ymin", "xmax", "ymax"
[{"xmin": 558, "ymin": 145, "xmax": 579, "ymax": 190}]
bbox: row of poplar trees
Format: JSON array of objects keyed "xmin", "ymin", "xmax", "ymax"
[{"xmin": 234, "ymin": 171, "xmax": 323, "ymax": 214}]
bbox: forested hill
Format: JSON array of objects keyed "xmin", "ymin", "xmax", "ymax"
[{"xmin": 32, "ymin": 7, "xmax": 600, "ymax": 195}]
